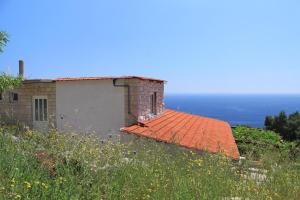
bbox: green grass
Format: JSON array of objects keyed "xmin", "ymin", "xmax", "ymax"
[{"xmin": 0, "ymin": 125, "xmax": 299, "ymax": 200}]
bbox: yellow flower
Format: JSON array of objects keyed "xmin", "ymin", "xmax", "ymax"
[
  {"xmin": 24, "ymin": 181, "xmax": 31, "ymax": 189},
  {"xmin": 15, "ymin": 194, "xmax": 21, "ymax": 199},
  {"xmin": 194, "ymin": 159, "xmax": 203, "ymax": 167},
  {"xmin": 41, "ymin": 183, "xmax": 49, "ymax": 189},
  {"xmin": 33, "ymin": 180, "xmax": 40, "ymax": 185},
  {"xmin": 11, "ymin": 178, "xmax": 16, "ymax": 184}
]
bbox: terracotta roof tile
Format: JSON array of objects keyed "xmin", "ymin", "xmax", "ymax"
[
  {"xmin": 121, "ymin": 109, "xmax": 240, "ymax": 160},
  {"xmin": 55, "ymin": 76, "xmax": 165, "ymax": 82}
]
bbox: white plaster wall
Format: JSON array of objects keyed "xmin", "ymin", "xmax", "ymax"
[{"xmin": 56, "ymin": 80, "xmax": 125, "ymax": 139}]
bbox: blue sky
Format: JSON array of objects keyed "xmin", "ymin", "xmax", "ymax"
[{"xmin": 0, "ymin": 0, "xmax": 299, "ymax": 94}]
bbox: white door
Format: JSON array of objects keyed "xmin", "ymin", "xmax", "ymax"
[{"xmin": 33, "ymin": 96, "xmax": 48, "ymax": 132}]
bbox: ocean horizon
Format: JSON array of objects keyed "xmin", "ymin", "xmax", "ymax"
[{"xmin": 165, "ymin": 94, "xmax": 300, "ymax": 128}]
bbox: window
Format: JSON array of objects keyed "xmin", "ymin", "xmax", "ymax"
[
  {"xmin": 13, "ymin": 93, "xmax": 18, "ymax": 101},
  {"xmin": 150, "ymin": 92, "xmax": 157, "ymax": 115},
  {"xmin": 9, "ymin": 92, "xmax": 18, "ymax": 102},
  {"xmin": 0, "ymin": 92, "xmax": 2, "ymax": 101},
  {"xmin": 34, "ymin": 98, "xmax": 48, "ymax": 121}
]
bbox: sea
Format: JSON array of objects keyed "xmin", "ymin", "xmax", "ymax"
[{"xmin": 165, "ymin": 94, "xmax": 300, "ymax": 128}]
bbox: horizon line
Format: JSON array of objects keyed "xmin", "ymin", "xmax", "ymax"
[{"xmin": 165, "ymin": 93, "xmax": 300, "ymax": 95}]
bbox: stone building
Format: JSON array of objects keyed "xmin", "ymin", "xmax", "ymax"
[
  {"xmin": 0, "ymin": 60, "xmax": 240, "ymax": 160},
  {"xmin": 0, "ymin": 61, "xmax": 164, "ymax": 137}
]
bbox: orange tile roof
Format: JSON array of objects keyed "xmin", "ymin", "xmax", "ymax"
[
  {"xmin": 121, "ymin": 109, "xmax": 240, "ymax": 160},
  {"xmin": 55, "ymin": 76, "xmax": 165, "ymax": 82}
]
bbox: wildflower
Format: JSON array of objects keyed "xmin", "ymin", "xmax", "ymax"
[
  {"xmin": 56, "ymin": 177, "xmax": 67, "ymax": 184},
  {"xmin": 24, "ymin": 181, "xmax": 31, "ymax": 189},
  {"xmin": 15, "ymin": 194, "xmax": 21, "ymax": 199},
  {"xmin": 194, "ymin": 159, "xmax": 203, "ymax": 167},
  {"xmin": 41, "ymin": 183, "xmax": 49, "ymax": 189},
  {"xmin": 33, "ymin": 180, "xmax": 40, "ymax": 185},
  {"xmin": 11, "ymin": 178, "xmax": 16, "ymax": 184}
]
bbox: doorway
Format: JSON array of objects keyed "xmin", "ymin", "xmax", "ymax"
[{"xmin": 32, "ymin": 96, "xmax": 48, "ymax": 132}]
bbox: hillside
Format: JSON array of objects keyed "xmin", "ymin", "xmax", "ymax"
[{"xmin": 0, "ymin": 125, "xmax": 299, "ymax": 199}]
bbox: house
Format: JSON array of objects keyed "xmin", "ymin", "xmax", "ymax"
[{"xmin": 0, "ymin": 60, "xmax": 240, "ymax": 159}]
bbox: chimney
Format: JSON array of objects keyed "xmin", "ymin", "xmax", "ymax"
[{"xmin": 19, "ymin": 60, "xmax": 24, "ymax": 78}]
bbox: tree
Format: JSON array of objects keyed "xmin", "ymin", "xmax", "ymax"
[
  {"xmin": 0, "ymin": 31, "xmax": 24, "ymax": 124},
  {"xmin": 0, "ymin": 31, "xmax": 23, "ymax": 92},
  {"xmin": 0, "ymin": 73, "xmax": 23, "ymax": 93},
  {"xmin": 265, "ymin": 111, "xmax": 300, "ymax": 142},
  {"xmin": 287, "ymin": 112, "xmax": 300, "ymax": 141},
  {"xmin": 264, "ymin": 116, "xmax": 274, "ymax": 130},
  {"xmin": 274, "ymin": 111, "xmax": 288, "ymax": 138},
  {"xmin": 0, "ymin": 31, "xmax": 9, "ymax": 53}
]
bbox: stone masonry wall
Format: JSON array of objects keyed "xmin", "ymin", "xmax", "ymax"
[
  {"xmin": 123, "ymin": 79, "xmax": 165, "ymax": 126},
  {"xmin": 0, "ymin": 81, "xmax": 56, "ymax": 128}
]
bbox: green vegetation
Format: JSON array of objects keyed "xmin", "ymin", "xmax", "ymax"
[
  {"xmin": 233, "ymin": 126, "xmax": 288, "ymax": 158},
  {"xmin": 233, "ymin": 126, "xmax": 299, "ymax": 164},
  {"xmin": 265, "ymin": 111, "xmax": 300, "ymax": 142},
  {"xmin": 0, "ymin": 31, "xmax": 9, "ymax": 53},
  {"xmin": 0, "ymin": 126, "xmax": 299, "ymax": 200},
  {"xmin": 0, "ymin": 73, "xmax": 23, "ymax": 93},
  {"xmin": 0, "ymin": 31, "xmax": 23, "ymax": 93}
]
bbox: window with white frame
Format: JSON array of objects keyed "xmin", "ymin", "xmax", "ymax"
[{"xmin": 34, "ymin": 98, "xmax": 48, "ymax": 121}]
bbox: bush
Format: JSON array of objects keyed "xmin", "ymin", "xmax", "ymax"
[{"xmin": 233, "ymin": 126, "xmax": 299, "ymax": 161}]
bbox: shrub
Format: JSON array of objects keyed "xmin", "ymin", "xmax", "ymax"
[
  {"xmin": 233, "ymin": 126, "xmax": 299, "ymax": 161},
  {"xmin": 233, "ymin": 126, "xmax": 281, "ymax": 157}
]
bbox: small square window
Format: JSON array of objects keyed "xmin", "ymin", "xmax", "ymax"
[{"xmin": 12, "ymin": 93, "xmax": 18, "ymax": 101}]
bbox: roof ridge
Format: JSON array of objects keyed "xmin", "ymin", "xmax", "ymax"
[
  {"xmin": 55, "ymin": 76, "xmax": 166, "ymax": 82},
  {"xmin": 168, "ymin": 109, "xmax": 228, "ymax": 125}
]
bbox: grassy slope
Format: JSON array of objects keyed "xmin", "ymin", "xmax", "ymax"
[{"xmin": 0, "ymin": 126, "xmax": 299, "ymax": 200}]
